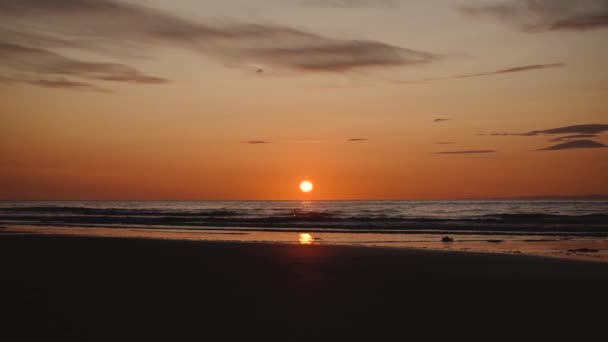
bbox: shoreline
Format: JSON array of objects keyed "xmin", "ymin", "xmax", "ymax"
[
  {"xmin": 1, "ymin": 230, "xmax": 604, "ymax": 265},
  {"xmin": 4, "ymin": 220, "xmax": 608, "ymax": 236},
  {"xmin": 3, "ymin": 223, "xmax": 608, "ymax": 263}
]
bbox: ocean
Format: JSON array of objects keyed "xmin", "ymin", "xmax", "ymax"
[
  {"xmin": 1, "ymin": 199, "xmax": 606, "ymax": 232},
  {"xmin": 2, "ymin": 200, "xmax": 608, "ymax": 261}
]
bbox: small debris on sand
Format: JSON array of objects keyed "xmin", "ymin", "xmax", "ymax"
[
  {"xmin": 567, "ymin": 248, "xmax": 600, "ymax": 253},
  {"xmin": 442, "ymin": 236, "xmax": 454, "ymax": 243}
]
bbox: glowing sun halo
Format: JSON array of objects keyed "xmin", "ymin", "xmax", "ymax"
[{"xmin": 300, "ymin": 180, "xmax": 313, "ymax": 193}]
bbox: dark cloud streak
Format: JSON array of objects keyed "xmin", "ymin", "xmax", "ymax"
[
  {"xmin": 0, "ymin": 74, "xmax": 107, "ymax": 92},
  {"xmin": 487, "ymin": 124, "xmax": 608, "ymax": 152},
  {"xmin": 549, "ymin": 134, "xmax": 598, "ymax": 142},
  {"xmin": 538, "ymin": 140, "xmax": 607, "ymax": 151},
  {"xmin": 535, "ymin": 124, "xmax": 608, "ymax": 135},
  {"xmin": 490, "ymin": 124, "xmax": 608, "ymax": 137},
  {"xmin": 244, "ymin": 141, "xmax": 271, "ymax": 144},
  {"xmin": 434, "ymin": 150, "xmax": 496, "ymax": 154},
  {"xmin": 303, "ymin": 0, "xmax": 397, "ymax": 9},
  {"xmin": 23, "ymin": 78, "xmax": 107, "ymax": 92},
  {"xmin": 460, "ymin": 0, "xmax": 608, "ymax": 32},
  {"xmin": 399, "ymin": 63, "xmax": 564, "ymax": 84}
]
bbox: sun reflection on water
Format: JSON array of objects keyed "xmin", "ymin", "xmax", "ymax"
[{"xmin": 299, "ymin": 233, "xmax": 313, "ymax": 244}]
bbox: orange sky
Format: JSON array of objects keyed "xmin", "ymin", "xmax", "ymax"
[{"xmin": 1, "ymin": 0, "xmax": 607, "ymax": 200}]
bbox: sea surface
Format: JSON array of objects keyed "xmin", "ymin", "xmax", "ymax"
[
  {"xmin": 1, "ymin": 200, "xmax": 607, "ymax": 232},
  {"xmin": 2, "ymin": 200, "xmax": 608, "ymax": 262}
]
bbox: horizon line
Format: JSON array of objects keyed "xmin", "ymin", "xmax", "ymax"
[{"xmin": 2, "ymin": 195, "xmax": 607, "ymax": 202}]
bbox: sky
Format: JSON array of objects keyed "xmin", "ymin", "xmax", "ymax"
[{"xmin": 1, "ymin": 0, "xmax": 607, "ymax": 200}]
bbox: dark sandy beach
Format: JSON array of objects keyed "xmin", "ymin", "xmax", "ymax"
[{"xmin": 2, "ymin": 234, "xmax": 607, "ymax": 341}]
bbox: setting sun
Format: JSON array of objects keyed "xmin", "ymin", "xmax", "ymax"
[{"xmin": 299, "ymin": 181, "xmax": 313, "ymax": 193}]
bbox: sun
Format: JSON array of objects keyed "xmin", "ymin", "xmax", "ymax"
[{"xmin": 299, "ymin": 180, "xmax": 313, "ymax": 193}]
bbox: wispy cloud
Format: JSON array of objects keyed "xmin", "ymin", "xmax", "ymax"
[
  {"xmin": 538, "ymin": 140, "xmax": 607, "ymax": 151},
  {"xmin": 533, "ymin": 124, "xmax": 608, "ymax": 135},
  {"xmin": 489, "ymin": 124, "xmax": 608, "ymax": 136},
  {"xmin": 29, "ymin": 78, "xmax": 105, "ymax": 92},
  {"xmin": 283, "ymin": 140, "xmax": 326, "ymax": 144},
  {"xmin": 549, "ymin": 134, "xmax": 598, "ymax": 142},
  {"xmin": 398, "ymin": 63, "xmax": 564, "ymax": 84},
  {"xmin": 434, "ymin": 118, "xmax": 450, "ymax": 123},
  {"xmin": 459, "ymin": 0, "xmax": 608, "ymax": 32},
  {"xmin": 0, "ymin": 42, "xmax": 167, "ymax": 88},
  {"xmin": 433, "ymin": 150, "xmax": 496, "ymax": 154},
  {"xmin": 0, "ymin": 75, "xmax": 107, "ymax": 92},
  {"xmin": 0, "ymin": 0, "xmax": 439, "ymax": 79},
  {"xmin": 347, "ymin": 138, "xmax": 368, "ymax": 142},
  {"xmin": 303, "ymin": 0, "xmax": 397, "ymax": 9},
  {"xmin": 303, "ymin": 83, "xmax": 367, "ymax": 90},
  {"xmin": 486, "ymin": 124, "xmax": 608, "ymax": 151},
  {"xmin": 244, "ymin": 140, "xmax": 271, "ymax": 144}
]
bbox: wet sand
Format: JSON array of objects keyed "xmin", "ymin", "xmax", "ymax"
[
  {"xmin": 4, "ymin": 224, "xmax": 608, "ymax": 262},
  {"xmin": 2, "ymin": 234, "xmax": 607, "ymax": 341}
]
